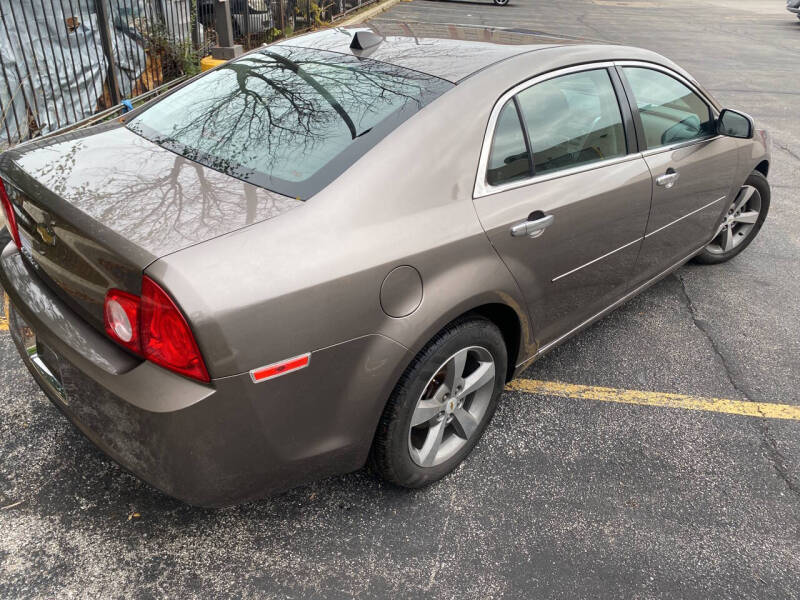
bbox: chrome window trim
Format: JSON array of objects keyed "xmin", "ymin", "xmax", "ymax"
[
  {"xmin": 614, "ymin": 60, "xmax": 720, "ymax": 155},
  {"xmin": 474, "ymin": 61, "xmax": 624, "ymax": 199},
  {"xmin": 640, "ymin": 134, "xmax": 723, "ymax": 157},
  {"xmin": 476, "ymin": 153, "xmax": 643, "ymax": 198},
  {"xmin": 613, "ymin": 60, "xmax": 718, "ymax": 113},
  {"xmin": 474, "ymin": 60, "xmax": 723, "ymax": 199}
]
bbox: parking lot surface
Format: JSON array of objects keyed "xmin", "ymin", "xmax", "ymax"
[{"xmin": 1, "ymin": 1, "xmax": 799, "ymax": 598}]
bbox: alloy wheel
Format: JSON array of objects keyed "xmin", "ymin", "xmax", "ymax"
[
  {"xmin": 408, "ymin": 346, "xmax": 496, "ymax": 467},
  {"xmin": 706, "ymin": 184, "xmax": 762, "ymax": 255}
]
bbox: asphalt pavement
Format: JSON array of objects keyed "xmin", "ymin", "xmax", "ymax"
[{"xmin": 1, "ymin": 1, "xmax": 799, "ymax": 598}]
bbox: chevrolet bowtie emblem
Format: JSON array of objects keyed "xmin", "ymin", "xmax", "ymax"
[{"xmin": 36, "ymin": 223, "xmax": 56, "ymax": 246}]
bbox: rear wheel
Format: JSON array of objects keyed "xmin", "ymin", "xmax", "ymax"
[
  {"xmin": 693, "ymin": 171, "xmax": 770, "ymax": 264},
  {"xmin": 370, "ymin": 317, "xmax": 507, "ymax": 488},
  {"xmin": 493, "ymin": 0, "xmax": 509, "ymax": 5}
]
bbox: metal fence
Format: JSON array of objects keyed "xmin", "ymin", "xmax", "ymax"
[
  {"xmin": 0, "ymin": 0, "xmax": 379, "ymax": 149},
  {"xmin": 208, "ymin": 1, "xmax": 380, "ymax": 48}
]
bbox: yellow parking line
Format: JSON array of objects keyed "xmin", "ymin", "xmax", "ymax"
[
  {"xmin": 507, "ymin": 379, "xmax": 800, "ymax": 421},
  {"xmin": 0, "ymin": 294, "xmax": 8, "ymax": 332}
]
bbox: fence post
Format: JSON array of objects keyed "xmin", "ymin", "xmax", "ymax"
[
  {"xmin": 191, "ymin": 0, "xmax": 201, "ymax": 49},
  {"xmin": 211, "ymin": 0, "xmax": 243, "ymax": 59},
  {"xmin": 94, "ymin": 0, "xmax": 122, "ymax": 106}
]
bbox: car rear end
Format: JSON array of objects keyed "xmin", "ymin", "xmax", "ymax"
[
  {"xmin": 0, "ymin": 156, "xmax": 275, "ymax": 504},
  {"xmin": 0, "ymin": 38, "xmax": 455, "ymax": 505},
  {"xmin": 0, "ymin": 170, "xmax": 407, "ymax": 506}
]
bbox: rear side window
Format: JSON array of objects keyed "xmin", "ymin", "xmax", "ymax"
[
  {"xmin": 128, "ymin": 46, "xmax": 453, "ymax": 199},
  {"xmin": 622, "ymin": 67, "xmax": 714, "ymax": 149},
  {"xmin": 487, "ymin": 100, "xmax": 531, "ymax": 186},
  {"xmin": 515, "ymin": 69, "xmax": 627, "ymax": 176}
]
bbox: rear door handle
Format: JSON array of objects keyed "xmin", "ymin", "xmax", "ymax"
[
  {"xmin": 510, "ymin": 213, "xmax": 554, "ymax": 238},
  {"xmin": 655, "ymin": 169, "xmax": 680, "ymax": 188}
]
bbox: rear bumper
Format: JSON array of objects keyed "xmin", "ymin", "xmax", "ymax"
[{"xmin": 1, "ymin": 243, "xmax": 409, "ymax": 506}]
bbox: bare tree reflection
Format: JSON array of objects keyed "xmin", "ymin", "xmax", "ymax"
[
  {"xmin": 13, "ymin": 44, "xmax": 450, "ymax": 255},
  {"xmin": 17, "ymin": 132, "xmax": 300, "ymax": 254},
  {"xmin": 126, "ymin": 46, "xmax": 447, "ymax": 195}
]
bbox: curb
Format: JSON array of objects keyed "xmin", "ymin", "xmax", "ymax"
[{"xmin": 335, "ymin": 0, "xmax": 404, "ymax": 26}]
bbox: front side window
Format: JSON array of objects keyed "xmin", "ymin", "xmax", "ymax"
[
  {"xmin": 622, "ymin": 67, "xmax": 714, "ymax": 149},
  {"xmin": 128, "ymin": 46, "xmax": 453, "ymax": 199},
  {"xmin": 515, "ymin": 69, "xmax": 627, "ymax": 176}
]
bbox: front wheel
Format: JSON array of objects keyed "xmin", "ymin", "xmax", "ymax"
[
  {"xmin": 369, "ymin": 317, "xmax": 507, "ymax": 488},
  {"xmin": 693, "ymin": 170, "xmax": 770, "ymax": 265},
  {"xmin": 493, "ymin": 0, "xmax": 509, "ymax": 5}
]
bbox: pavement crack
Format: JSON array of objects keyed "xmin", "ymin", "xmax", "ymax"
[
  {"xmin": 675, "ymin": 273, "xmax": 748, "ymax": 399},
  {"xmin": 675, "ymin": 273, "xmax": 800, "ymax": 499},
  {"xmin": 774, "ymin": 141, "xmax": 800, "ymax": 164},
  {"xmin": 756, "ymin": 406, "xmax": 800, "ymax": 497}
]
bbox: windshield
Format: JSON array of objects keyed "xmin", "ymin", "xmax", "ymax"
[{"xmin": 128, "ymin": 45, "xmax": 453, "ymax": 199}]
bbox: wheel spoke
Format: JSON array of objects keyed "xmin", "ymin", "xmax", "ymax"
[
  {"xmin": 733, "ymin": 210, "xmax": 759, "ymax": 224},
  {"xmin": 408, "ymin": 345, "xmax": 496, "ymax": 468},
  {"xmin": 445, "ymin": 348, "xmax": 469, "ymax": 391},
  {"xmin": 733, "ymin": 185, "xmax": 756, "ymax": 213},
  {"xmin": 461, "ymin": 361, "xmax": 496, "ymax": 397},
  {"xmin": 412, "ymin": 399, "xmax": 442, "ymax": 427},
  {"xmin": 417, "ymin": 418, "xmax": 447, "ymax": 467},
  {"xmin": 722, "ymin": 227, "xmax": 735, "ymax": 251},
  {"xmin": 451, "ymin": 407, "xmax": 479, "ymax": 439}
]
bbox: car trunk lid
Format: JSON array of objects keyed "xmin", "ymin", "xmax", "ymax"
[{"xmin": 0, "ymin": 124, "xmax": 302, "ymax": 331}]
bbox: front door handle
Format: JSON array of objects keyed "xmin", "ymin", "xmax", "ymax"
[
  {"xmin": 655, "ymin": 169, "xmax": 680, "ymax": 189},
  {"xmin": 510, "ymin": 213, "xmax": 554, "ymax": 238}
]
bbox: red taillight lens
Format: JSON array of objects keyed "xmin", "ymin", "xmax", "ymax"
[
  {"xmin": 104, "ymin": 289, "xmax": 140, "ymax": 353},
  {"xmin": 102, "ymin": 277, "xmax": 210, "ymax": 383},
  {"xmin": 140, "ymin": 276, "xmax": 210, "ymax": 383},
  {"xmin": 0, "ymin": 179, "xmax": 22, "ymax": 249}
]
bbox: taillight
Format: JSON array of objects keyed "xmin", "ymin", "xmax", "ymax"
[
  {"xmin": 103, "ymin": 276, "xmax": 210, "ymax": 383},
  {"xmin": 140, "ymin": 276, "xmax": 210, "ymax": 383},
  {"xmin": 104, "ymin": 289, "xmax": 140, "ymax": 353},
  {"xmin": 0, "ymin": 179, "xmax": 22, "ymax": 249}
]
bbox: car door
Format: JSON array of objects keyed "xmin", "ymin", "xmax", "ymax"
[
  {"xmin": 618, "ymin": 64, "xmax": 740, "ymax": 279},
  {"xmin": 472, "ymin": 65, "xmax": 652, "ymax": 348}
]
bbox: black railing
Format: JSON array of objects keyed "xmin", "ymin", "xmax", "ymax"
[{"xmin": 0, "ymin": 0, "xmax": 378, "ymax": 149}]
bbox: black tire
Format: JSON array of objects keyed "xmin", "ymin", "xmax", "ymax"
[
  {"xmin": 369, "ymin": 316, "xmax": 507, "ymax": 488},
  {"xmin": 693, "ymin": 170, "xmax": 770, "ymax": 265}
]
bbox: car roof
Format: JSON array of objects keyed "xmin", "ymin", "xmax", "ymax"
[{"xmin": 274, "ymin": 22, "xmax": 599, "ymax": 83}]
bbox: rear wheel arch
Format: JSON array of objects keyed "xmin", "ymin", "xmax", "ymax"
[
  {"xmin": 364, "ymin": 299, "xmax": 529, "ymax": 471},
  {"xmin": 468, "ymin": 303, "xmax": 522, "ymax": 382},
  {"xmin": 400, "ymin": 301, "xmax": 526, "ymax": 384}
]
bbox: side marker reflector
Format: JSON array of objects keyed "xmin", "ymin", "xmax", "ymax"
[{"xmin": 250, "ymin": 353, "xmax": 311, "ymax": 384}]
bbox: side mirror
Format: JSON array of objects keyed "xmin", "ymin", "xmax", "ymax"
[{"xmin": 717, "ymin": 109, "xmax": 754, "ymax": 139}]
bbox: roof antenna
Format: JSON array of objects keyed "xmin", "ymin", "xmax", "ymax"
[{"xmin": 350, "ymin": 30, "xmax": 382, "ymax": 50}]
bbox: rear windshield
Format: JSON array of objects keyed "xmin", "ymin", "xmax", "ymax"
[{"xmin": 128, "ymin": 45, "xmax": 453, "ymax": 199}]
